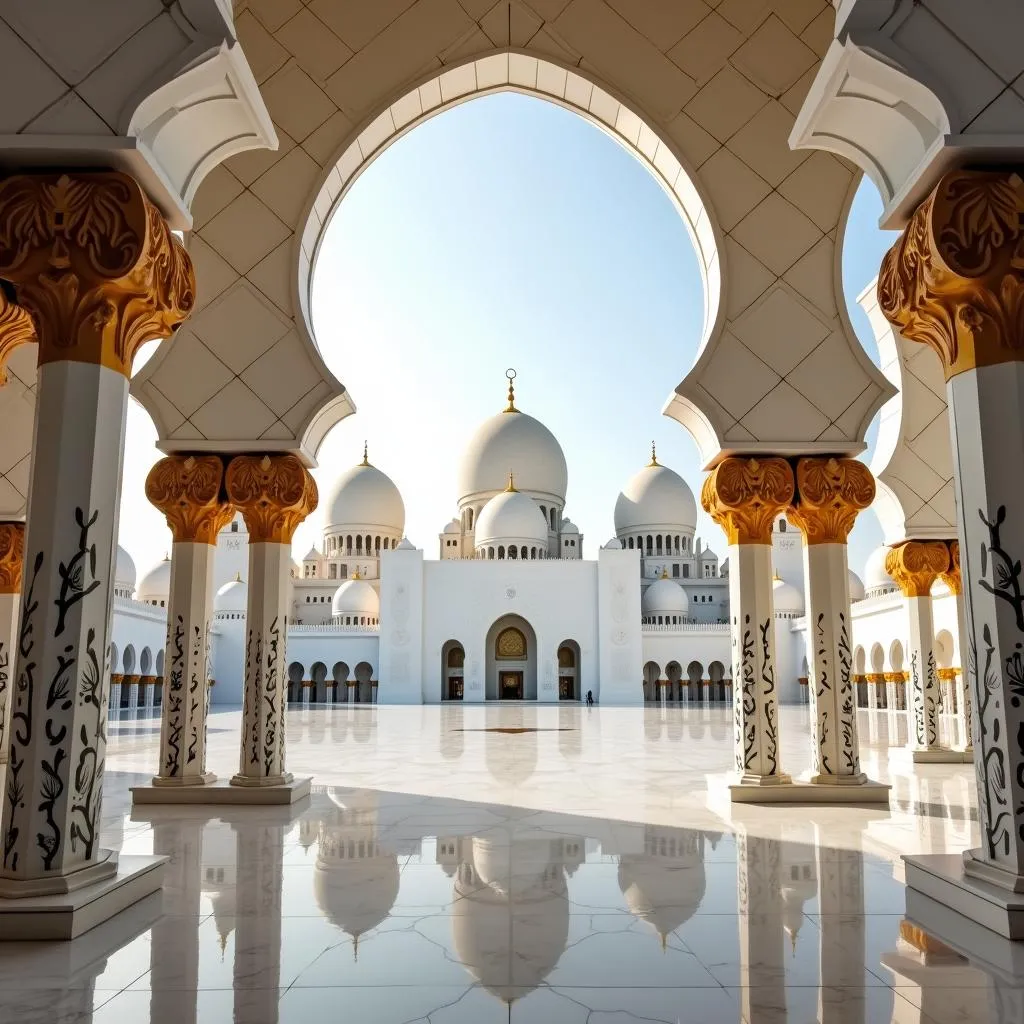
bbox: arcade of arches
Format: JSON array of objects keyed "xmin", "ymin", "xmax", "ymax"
[{"xmin": 0, "ymin": 0, "xmax": 1022, "ymax": 997}]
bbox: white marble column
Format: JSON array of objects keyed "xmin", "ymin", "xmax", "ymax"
[
  {"xmin": 126, "ymin": 673, "xmax": 140, "ymax": 709},
  {"xmin": 886, "ymin": 542, "xmax": 961, "ymax": 763},
  {"xmin": 788, "ymin": 457, "xmax": 882, "ymax": 793},
  {"xmin": 703, "ymin": 457, "xmax": 794, "ymax": 793},
  {"xmin": 0, "ymin": 171, "xmax": 191, "ymax": 922},
  {"xmin": 226, "ymin": 455, "xmax": 316, "ymax": 796},
  {"xmin": 144, "ymin": 456, "xmax": 232, "ymax": 793},
  {"xmin": 878, "ymin": 168, "xmax": 1024, "ymax": 931},
  {"xmin": 109, "ymin": 673, "xmax": 123, "ymax": 715},
  {"xmin": 941, "ymin": 543, "xmax": 973, "ymax": 754},
  {"xmin": 0, "ymin": 523, "xmax": 24, "ymax": 768}
]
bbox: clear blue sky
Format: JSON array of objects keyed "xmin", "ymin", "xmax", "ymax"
[{"xmin": 120, "ymin": 92, "xmax": 900, "ymax": 578}]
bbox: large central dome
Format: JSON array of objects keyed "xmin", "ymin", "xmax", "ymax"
[
  {"xmin": 324, "ymin": 449, "xmax": 405, "ymax": 534},
  {"xmin": 458, "ymin": 380, "xmax": 567, "ymax": 504},
  {"xmin": 614, "ymin": 453, "xmax": 697, "ymax": 534}
]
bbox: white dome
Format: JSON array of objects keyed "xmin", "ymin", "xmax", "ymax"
[
  {"xmin": 137, "ymin": 556, "xmax": 171, "ymax": 602},
  {"xmin": 864, "ymin": 545, "xmax": 896, "ymax": 592},
  {"xmin": 397, "ymin": 537, "xmax": 415, "ymax": 550},
  {"xmin": 303, "ymin": 545, "xmax": 320, "ymax": 561},
  {"xmin": 215, "ymin": 576, "xmax": 248, "ymax": 613},
  {"xmin": 614, "ymin": 460, "xmax": 697, "ymax": 534},
  {"xmin": 642, "ymin": 578, "xmax": 688, "ymax": 617},
  {"xmin": 115, "ymin": 545, "xmax": 136, "ymax": 588},
  {"xmin": 848, "ymin": 570, "xmax": 866, "ymax": 602},
  {"xmin": 458, "ymin": 403, "xmax": 567, "ymax": 504},
  {"xmin": 324, "ymin": 456, "xmax": 405, "ymax": 534},
  {"xmin": 603, "ymin": 537, "xmax": 622, "ymax": 549},
  {"xmin": 560, "ymin": 517, "xmax": 579, "ymax": 535},
  {"xmin": 443, "ymin": 518, "xmax": 460, "ymax": 535},
  {"xmin": 331, "ymin": 579, "xmax": 379, "ymax": 619},
  {"xmin": 772, "ymin": 575, "xmax": 804, "ymax": 614},
  {"xmin": 474, "ymin": 486, "xmax": 549, "ymax": 550},
  {"xmin": 700, "ymin": 545, "xmax": 718, "ymax": 562}
]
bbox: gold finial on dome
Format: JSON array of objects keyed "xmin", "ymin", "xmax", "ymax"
[
  {"xmin": 234, "ymin": 572, "xmax": 242, "ymax": 582},
  {"xmin": 661, "ymin": 567, "xmax": 669, "ymax": 580},
  {"xmin": 353, "ymin": 567, "xmax": 362, "ymax": 580},
  {"xmin": 648, "ymin": 441, "xmax": 658, "ymax": 467},
  {"xmin": 505, "ymin": 471, "xmax": 518, "ymax": 493},
  {"xmin": 361, "ymin": 441, "xmax": 370, "ymax": 466},
  {"xmin": 773, "ymin": 571, "xmax": 782, "ymax": 582},
  {"xmin": 503, "ymin": 367, "xmax": 519, "ymax": 413}
]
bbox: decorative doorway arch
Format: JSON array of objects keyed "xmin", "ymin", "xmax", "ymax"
[
  {"xmin": 442, "ymin": 640, "xmax": 465, "ymax": 702},
  {"xmin": 485, "ymin": 614, "xmax": 537, "ymax": 701},
  {"xmin": 556, "ymin": 640, "xmax": 580, "ymax": 702}
]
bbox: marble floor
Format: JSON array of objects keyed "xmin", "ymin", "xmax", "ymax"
[{"xmin": 1, "ymin": 703, "xmax": 1019, "ymax": 1023}]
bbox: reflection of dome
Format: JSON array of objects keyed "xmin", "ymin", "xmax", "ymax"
[
  {"xmin": 772, "ymin": 574, "xmax": 804, "ymax": 615},
  {"xmin": 458, "ymin": 390, "xmax": 567, "ymax": 503},
  {"xmin": 215, "ymin": 575, "xmax": 247, "ymax": 613},
  {"xmin": 472, "ymin": 835, "xmax": 553, "ymax": 896},
  {"xmin": 331, "ymin": 579, "xmax": 379, "ymax": 620},
  {"xmin": 475, "ymin": 483, "xmax": 549, "ymax": 551},
  {"xmin": 614, "ymin": 456, "xmax": 697, "ymax": 534},
  {"xmin": 848, "ymin": 569, "xmax": 866, "ymax": 602},
  {"xmin": 641, "ymin": 578, "xmax": 688, "ymax": 618},
  {"xmin": 324, "ymin": 452, "xmax": 405, "ymax": 534},
  {"xmin": 865, "ymin": 545, "xmax": 897, "ymax": 593},
  {"xmin": 115, "ymin": 545, "xmax": 136, "ymax": 589},
  {"xmin": 314, "ymin": 847, "xmax": 400, "ymax": 940},
  {"xmin": 137, "ymin": 556, "xmax": 171, "ymax": 603}
]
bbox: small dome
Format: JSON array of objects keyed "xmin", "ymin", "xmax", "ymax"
[
  {"xmin": 772, "ymin": 574, "xmax": 804, "ymax": 615},
  {"xmin": 603, "ymin": 537, "xmax": 622, "ymax": 549},
  {"xmin": 324, "ymin": 451, "xmax": 405, "ymax": 535},
  {"xmin": 560, "ymin": 518, "xmax": 579, "ymax": 535},
  {"xmin": 443, "ymin": 518, "xmax": 460, "ymax": 535},
  {"xmin": 720, "ymin": 556, "xmax": 729, "ymax": 576},
  {"xmin": 137, "ymin": 556, "xmax": 171, "ymax": 603},
  {"xmin": 397, "ymin": 537, "xmax": 415, "ymax": 550},
  {"xmin": 303, "ymin": 545, "xmax": 321, "ymax": 561},
  {"xmin": 700, "ymin": 545, "xmax": 718, "ymax": 562},
  {"xmin": 331, "ymin": 579, "xmax": 379, "ymax": 619},
  {"xmin": 642, "ymin": 577, "xmax": 688, "ymax": 617},
  {"xmin": 848, "ymin": 569, "xmax": 866, "ymax": 602},
  {"xmin": 115, "ymin": 545, "xmax": 136, "ymax": 588},
  {"xmin": 864, "ymin": 545, "xmax": 897, "ymax": 593},
  {"xmin": 215, "ymin": 576, "xmax": 248, "ymax": 613},
  {"xmin": 475, "ymin": 483, "xmax": 549, "ymax": 551},
  {"xmin": 614, "ymin": 456, "xmax": 697, "ymax": 535}
]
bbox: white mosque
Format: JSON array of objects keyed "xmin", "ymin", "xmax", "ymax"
[{"xmin": 105, "ymin": 376, "xmax": 963, "ymax": 712}]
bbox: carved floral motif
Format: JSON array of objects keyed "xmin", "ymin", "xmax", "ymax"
[
  {"xmin": 939, "ymin": 539, "xmax": 962, "ymax": 595},
  {"xmin": 145, "ymin": 455, "xmax": 233, "ymax": 544},
  {"xmin": 0, "ymin": 522, "xmax": 24, "ymax": 593},
  {"xmin": 885, "ymin": 541, "xmax": 950, "ymax": 598},
  {"xmin": 878, "ymin": 169, "xmax": 1024, "ymax": 380},
  {"xmin": 225, "ymin": 454, "xmax": 317, "ymax": 543},
  {"xmin": 0, "ymin": 172, "xmax": 194, "ymax": 377},
  {"xmin": 701, "ymin": 457, "xmax": 795, "ymax": 545},
  {"xmin": 787, "ymin": 458, "xmax": 875, "ymax": 544}
]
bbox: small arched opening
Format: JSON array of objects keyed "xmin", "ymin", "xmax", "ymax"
[
  {"xmin": 287, "ymin": 661, "xmax": 304, "ymax": 704},
  {"xmin": 642, "ymin": 660, "xmax": 661, "ymax": 704},
  {"xmin": 442, "ymin": 640, "xmax": 465, "ymax": 702},
  {"xmin": 557, "ymin": 640, "xmax": 580, "ymax": 702}
]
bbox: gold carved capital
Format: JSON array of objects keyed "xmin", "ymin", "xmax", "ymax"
[
  {"xmin": 0, "ymin": 521, "xmax": 25, "ymax": 593},
  {"xmin": 225, "ymin": 454, "xmax": 317, "ymax": 543},
  {"xmin": 701, "ymin": 457, "xmax": 795, "ymax": 545},
  {"xmin": 0, "ymin": 286, "xmax": 35, "ymax": 384},
  {"xmin": 866, "ymin": 673, "xmax": 886, "ymax": 684},
  {"xmin": 787, "ymin": 457, "xmax": 875, "ymax": 544},
  {"xmin": 883, "ymin": 672, "xmax": 903, "ymax": 683},
  {"xmin": 0, "ymin": 171, "xmax": 194, "ymax": 377},
  {"xmin": 145, "ymin": 455, "xmax": 233, "ymax": 544},
  {"xmin": 885, "ymin": 540, "xmax": 950, "ymax": 597},
  {"xmin": 937, "ymin": 668, "xmax": 959, "ymax": 682},
  {"xmin": 939, "ymin": 539, "xmax": 962, "ymax": 595},
  {"xmin": 878, "ymin": 169, "xmax": 1024, "ymax": 380}
]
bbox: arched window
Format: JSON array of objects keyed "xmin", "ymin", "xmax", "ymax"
[
  {"xmin": 375, "ymin": 536, "xmax": 381, "ymax": 552},
  {"xmin": 467, "ymin": 508, "xmax": 474, "ymax": 530},
  {"xmin": 520, "ymin": 545, "xmax": 527, "ymax": 559},
  {"xmin": 509, "ymin": 546, "xmax": 518, "ymax": 559},
  {"xmin": 627, "ymin": 537, "xmax": 633, "ymax": 549},
  {"xmin": 355, "ymin": 535, "xmax": 362, "ymax": 552},
  {"xmin": 498, "ymin": 546, "xmax": 505, "ymax": 559},
  {"xmin": 530, "ymin": 547, "xmax": 536, "ymax": 559},
  {"xmin": 550, "ymin": 508, "xmax": 556, "ymax": 530},
  {"xmin": 656, "ymin": 535, "xmax": 663, "ymax": 555}
]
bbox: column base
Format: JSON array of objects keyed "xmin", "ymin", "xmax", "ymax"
[
  {"xmin": 0, "ymin": 854, "xmax": 166, "ymax": 940},
  {"xmin": 150, "ymin": 771, "xmax": 217, "ymax": 788},
  {"xmin": 730, "ymin": 772, "xmax": 890, "ymax": 804},
  {"xmin": 0, "ymin": 849, "xmax": 118, "ymax": 897},
  {"xmin": 890, "ymin": 746, "xmax": 972, "ymax": 765},
  {"xmin": 134, "ymin": 776, "xmax": 311, "ymax": 805},
  {"xmin": 903, "ymin": 852, "xmax": 1024, "ymax": 940}
]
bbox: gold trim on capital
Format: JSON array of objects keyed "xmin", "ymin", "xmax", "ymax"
[
  {"xmin": 701, "ymin": 457, "xmax": 795, "ymax": 545},
  {"xmin": 866, "ymin": 673, "xmax": 886, "ymax": 684},
  {"xmin": 787, "ymin": 457, "xmax": 875, "ymax": 545},
  {"xmin": 145, "ymin": 455, "xmax": 233, "ymax": 544},
  {"xmin": 939, "ymin": 539, "xmax": 962, "ymax": 596},
  {"xmin": 0, "ymin": 521, "xmax": 25, "ymax": 593},
  {"xmin": 885, "ymin": 540, "xmax": 950, "ymax": 598},
  {"xmin": 0, "ymin": 172, "xmax": 194, "ymax": 377},
  {"xmin": 0, "ymin": 287, "xmax": 35, "ymax": 385},
  {"xmin": 878, "ymin": 169, "xmax": 1024, "ymax": 380},
  {"xmin": 225, "ymin": 454, "xmax": 317, "ymax": 544},
  {"xmin": 937, "ymin": 668, "xmax": 959, "ymax": 682}
]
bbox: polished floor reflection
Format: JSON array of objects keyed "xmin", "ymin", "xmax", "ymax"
[{"xmin": 0, "ymin": 704, "xmax": 1018, "ymax": 1023}]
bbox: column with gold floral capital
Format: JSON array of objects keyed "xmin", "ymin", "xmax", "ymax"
[
  {"xmin": 225, "ymin": 455, "xmax": 317, "ymax": 790},
  {"xmin": 0, "ymin": 522, "xmax": 24, "ymax": 768},
  {"xmin": 145, "ymin": 455, "xmax": 233, "ymax": 791},
  {"xmin": 0, "ymin": 171, "xmax": 194, "ymax": 896},
  {"xmin": 939, "ymin": 540, "xmax": 973, "ymax": 754},
  {"xmin": 702, "ymin": 457, "xmax": 794, "ymax": 789},
  {"xmin": 886, "ymin": 541, "xmax": 953, "ymax": 761},
  {"xmin": 788, "ymin": 457, "xmax": 875, "ymax": 786}
]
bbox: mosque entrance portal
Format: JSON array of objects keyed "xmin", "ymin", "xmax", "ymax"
[{"xmin": 500, "ymin": 672, "xmax": 524, "ymax": 700}]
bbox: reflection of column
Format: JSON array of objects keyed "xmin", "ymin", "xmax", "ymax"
[
  {"xmin": 879, "ymin": 168, "xmax": 1024, "ymax": 927},
  {"xmin": 0, "ymin": 522, "xmax": 24, "ymax": 768},
  {"xmin": 939, "ymin": 542, "xmax": 973, "ymax": 754},
  {"xmin": 737, "ymin": 830, "xmax": 786, "ymax": 1022},
  {"xmin": 348, "ymin": 681, "xmax": 356, "ymax": 705},
  {"xmin": 147, "ymin": 456, "xmax": 232, "ymax": 789},
  {"xmin": 0, "ymin": 171, "xmax": 191, "ymax": 903},
  {"xmin": 815, "ymin": 833, "xmax": 865, "ymax": 1024},
  {"xmin": 886, "ymin": 542, "xmax": 959, "ymax": 761},
  {"xmin": 703, "ymin": 458, "xmax": 794, "ymax": 790},
  {"xmin": 226, "ymin": 455, "xmax": 316, "ymax": 791},
  {"xmin": 126, "ymin": 673, "xmax": 141, "ymax": 709},
  {"xmin": 788, "ymin": 458, "xmax": 877, "ymax": 789}
]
